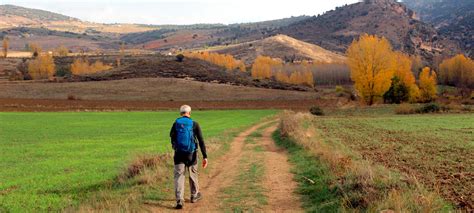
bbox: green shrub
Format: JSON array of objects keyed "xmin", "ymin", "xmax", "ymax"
[
  {"xmin": 55, "ymin": 65, "xmax": 71, "ymax": 77},
  {"xmin": 310, "ymin": 106, "xmax": 324, "ymax": 116},
  {"xmin": 383, "ymin": 76, "xmax": 410, "ymax": 104},
  {"xmin": 416, "ymin": 103, "xmax": 441, "ymax": 114},
  {"xmin": 335, "ymin": 85, "xmax": 344, "ymax": 93}
]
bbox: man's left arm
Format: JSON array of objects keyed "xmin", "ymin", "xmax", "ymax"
[
  {"xmin": 193, "ymin": 122, "xmax": 207, "ymax": 158},
  {"xmin": 194, "ymin": 122, "xmax": 208, "ymax": 168}
]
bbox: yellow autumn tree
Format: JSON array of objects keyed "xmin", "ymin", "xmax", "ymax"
[
  {"xmin": 410, "ymin": 55, "xmax": 423, "ymax": 76},
  {"xmin": 439, "ymin": 54, "xmax": 474, "ymax": 89},
  {"xmin": 28, "ymin": 54, "xmax": 56, "ymax": 80},
  {"xmin": 347, "ymin": 34, "xmax": 395, "ymax": 105},
  {"xmin": 392, "ymin": 52, "xmax": 419, "ymax": 101},
  {"xmin": 2, "ymin": 36, "xmax": 8, "ymax": 58},
  {"xmin": 418, "ymin": 67, "xmax": 438, "ymax": 102},
  {"xmin": 184, "ymin": 51, "xmax": 246, "ymax": 72},
  {"xmin": 251, "ymin": 56, "xmax": 282, "ymax": 79},
  {"xmin": 55, "ymin": 45, "xmax": 69, "ymax": 57},
  {"xmin": 71, "ymin": 58, "xmax": 112, "ymax": 75},
  {"xmin": 275, "ymin": 71, "xmax": 290, "ymax": 84}
]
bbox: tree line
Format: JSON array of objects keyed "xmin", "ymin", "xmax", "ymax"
[
  {"xmin": 10, "ymin": 43, "xmax": 112, "ymax": 80},
  {"xmin": 347, "ymin": 34, "xmax": 472, "ymax": 105}
]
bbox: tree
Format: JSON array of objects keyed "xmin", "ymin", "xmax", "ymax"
[
  {"xmin": 410, "ymin": 55, "xmax": 423, "ymax": 77},
  {"xmin": 27, "ymin": 43, "xmax": 42, "ymax": 58},
  {"xmin": 439, "ymin": 54, "xmax": 474, "ymax": 90},
  {"xmin": 117, "ymin": 42, "xmax": 125, "ymax": 67},
  {"xmin": 2, "ymin": 36, "xmax": 9, "ymax": 58},
  {"xmin": 71, "ymin": 58, "xmax": 112, "ymax": 75},
  {"xmin": 184, "ymin": 51, "xmax": 246, "ymax": 72},
  {"xmin": 251, "ymin": 56, "xmax": 281, "ymax": 79},
  {"xmin": 28, "ymin": 54, "xmax": 55, "ymax": 80},
  {"xmin": 275, "ymin": 71, "xmax": 290, "ymax": 83},
  {"xmin": 418, "ymin": 67, "xmax": 438, "ymax": 103},
  {"xmin": 383, "ymin": 76, "xmax": 410, "ymax": 104},
  {"xmin": 391, "ymin": 52, "xmax": 419, "ymax": 102},
  {"xmin": 347, "ymin": 34, "xmax": 395, "ymax": 105},
  {"xmin": 55, "ymin": 45, "xmax": 69, "ymax": 57}
]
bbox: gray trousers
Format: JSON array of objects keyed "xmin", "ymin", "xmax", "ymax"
[{"xmin": 174, "ymin": 163, "xmax": 199, "ymax": 202}]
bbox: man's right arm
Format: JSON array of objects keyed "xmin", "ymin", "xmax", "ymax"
[{"xmin": 170, "ymin": 122, "xmax": 176, "ymax": 150}]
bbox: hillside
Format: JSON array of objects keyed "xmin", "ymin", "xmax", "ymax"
[
  {"xmin": 0, "ymin": 4, "xmax": 78, "ymax": 22},
  {"xmin": 211, "ymin": 34, "xmax": 346, "ymax": 64},
  {"xmin": 1, "ymin": 27, "xmax": 119, "ymax": 51},
  {"xmin": 125, "ymin": 16, "xmax": 310, "ymax": 50},
  {"xmin": 403, "ymin": 0, "xmax": 474, "ymax": 57},
  {"xmin": 280, "ymin": 0, "xmax": 460, "ymax": 61},
  {"xmin": 0, "ymin": 4, "xmax": 157, "ymax": 34}
]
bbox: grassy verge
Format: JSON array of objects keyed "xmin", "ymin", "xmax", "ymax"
[
  {"xmin": 272, "ymin": 130, "xmax": 340, "ymax": 212},
  {"xmin": 277, "ymin": 111, "xmax": 452, "ymax": 212},
  {"xmin": 0, "ymin": 110, "xmax": 276, "ymax": 212}
]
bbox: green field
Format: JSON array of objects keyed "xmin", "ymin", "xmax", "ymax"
[{"xmin": 0, "ymin": 110, "xmax": 275, "ymax": 212}]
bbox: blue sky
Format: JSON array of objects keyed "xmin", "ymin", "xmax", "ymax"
[{"xmin": 2, "ymin": 0, "xmax": 361, "ymax": 25}]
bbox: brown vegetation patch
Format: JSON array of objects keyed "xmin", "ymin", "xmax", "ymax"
[{"xmin": 118, "ymin": 154, "xmax": 172, "ymax": 183}]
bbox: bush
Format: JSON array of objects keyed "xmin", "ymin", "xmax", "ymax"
[
  {"xmin": 309, "ymin": 106, "xmax": 324, "ymax": 116},
  {"xmin": 395, "ymin": 104, "xmax": 416, "ymax": 114},
  {"xmin": 335, "ymin": 85, "xmax": 345, "ymax": 97},
  {"xmin": 55, "ymin": 65, "xmax": 71, "ymax": 77},
  {"xmin": 416, "ymin": 103, "xmax": 440, "ymax": 114},
  {"xmin": 176, "ymin": 54, "xmax": 184, "ymax": 62},
  {"xmin": 67, "ymin": 94, "xmax": 78, "ymax": 100}
]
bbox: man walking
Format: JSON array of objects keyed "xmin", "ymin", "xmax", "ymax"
[{"xmin": 170, "ymin": 105, "xmax": 208, "ymax": 209}]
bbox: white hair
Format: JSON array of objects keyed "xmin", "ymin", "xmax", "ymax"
[{"xmin": 180, "ymin": 105, "xmax": 192, "ymax": 114}]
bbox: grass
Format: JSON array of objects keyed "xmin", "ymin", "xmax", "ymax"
[
  {"xmin": 0, "ymin": 110, "xmax": 276, "ymax": 212},
  {"xmin": 220, "ymin": 128, "xmax": 267, "ymax": 212},
  {"xmin": 272, "ymin": 130, "xmax": 341, "ymax": 212}
]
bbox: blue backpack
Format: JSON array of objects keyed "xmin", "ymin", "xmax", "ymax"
[{"xmin": 174, "ymin": 117, "xmax": 196, "ymax": 153}]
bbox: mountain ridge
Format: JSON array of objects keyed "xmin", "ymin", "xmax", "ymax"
[{"xmin": 279, "ymin": 0, "xmax": 461, "ymax": 61}]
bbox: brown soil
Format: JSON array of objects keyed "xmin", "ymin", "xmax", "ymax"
[
  {"xmin": 145, "ymin": 121, "xmax": 303, "ymax": 212},
  {"xmin": 0, "ymin": 77, "xmax": 321, "ymax": 102},
  {"xmin": 0, "ymin": 98, "xmax": 338, "ymax": 112},
  {"xmin": 325, "ymin": 121, "xmax": 474, "ymax": 211}
]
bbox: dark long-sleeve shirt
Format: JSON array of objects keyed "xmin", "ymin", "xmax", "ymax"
[{"xmin": 170, "ymin": 118, "xmax": 207, "ymax": 165}]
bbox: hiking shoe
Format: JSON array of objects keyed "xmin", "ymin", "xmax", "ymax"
[
  {"xmin": 191, "ymin": 192, "xmax": 202, "ymax": 203},
  {"xmin": 175, "ymin": 200, "xmax": 184, "ymax": 209}
]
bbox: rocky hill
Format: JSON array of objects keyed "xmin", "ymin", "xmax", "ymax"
[
  {"xmin": 279, "ymin": 0, "xmax": 460, "ymax": 61},
  {"xmin": 212, "ymin": 34, "xmax": 346, "ymax": 64},
  {"xmin": 124, "ymin": 16, "xmax": 310, "ymax": 50},
  {"xmin": 403, "ymin": 0, "xmax": 474, "ymax": 57}
]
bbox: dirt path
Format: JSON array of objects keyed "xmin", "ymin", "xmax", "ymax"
[
  {"xmin": 260, "ymin": 125, "xmax": 303, "ymax": 212},
  {"xmin": 147, "ymin": 120, "xmax": 302, "ymax": 212}
]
